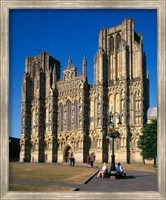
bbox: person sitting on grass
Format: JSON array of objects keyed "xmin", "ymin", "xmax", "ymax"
[
  {"xmin": 115, "ymin": 162, "xmax": 123, "ymax": 173},
  {"xmin": 97, "ymin": 162, "xmax": 108, "ymax": 178}
]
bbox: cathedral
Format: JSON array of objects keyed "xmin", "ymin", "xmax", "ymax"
[{"xmin": 20, "ymin": 18, "xmax": 149, "ymax": 164}]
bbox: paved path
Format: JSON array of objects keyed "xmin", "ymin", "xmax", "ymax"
[
  {"xmin": 77, "ymin": 170, "xmax": 157, "ymax": 192},
  {"xmin": 11, "ymin": 169, "xmax": 157, "ymax": 192}
]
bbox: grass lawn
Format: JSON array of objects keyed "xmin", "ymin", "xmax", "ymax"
[
  {"xmin": 9, "ymin": 162, "xmax": 155, "ymax": 191},
  {"xmin": 9, "ymin": 162, "xmax": 97, "ymax": 191},
  {"xmin": 122, "ymin": 163, "xmax": 155, "ymax": 172},
  {"xmin": 9, "ymin": 184, "xmax": 75, "ymax": 191},
  {"xmin": 94, "ymin": 162, "xmax": 155, "ymax": 172}
]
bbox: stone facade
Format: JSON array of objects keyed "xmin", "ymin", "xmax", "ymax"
[{"xmin": 20, "ymin": 18, "xmax": 149, "ymax": 163}]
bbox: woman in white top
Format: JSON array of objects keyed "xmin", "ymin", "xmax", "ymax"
[{"xmin": 97, "ymin": 162, "xmax": 108, "ymax": 178}]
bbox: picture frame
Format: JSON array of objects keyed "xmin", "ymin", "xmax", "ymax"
[{"xmin": 0, "ymin": 0, "xmax": 165, "ymax": 199}]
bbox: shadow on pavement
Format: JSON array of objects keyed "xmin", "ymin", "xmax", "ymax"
[{"xmin": 125, "ymin": 175, "xmax": 135, "ymax": 179}]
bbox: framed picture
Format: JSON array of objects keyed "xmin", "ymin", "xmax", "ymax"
[{"xmin": 0, "ymin": 0, "xmax": 165, "ymax": 199}]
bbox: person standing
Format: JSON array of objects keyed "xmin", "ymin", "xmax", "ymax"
[
  {"xmin": 69, "ymin": 156, "xmax": 73, "ymax": 166},
  {"xmin": 90, "ymin": 157, "xmax": 94, "ymax": 167},
  {"xmin": 87, "ymin": 155, "xmax": 91, "ymax": 167},
  {"xmin": 72, "ymin": 157, "xmax": 75, "ymax": 166}
]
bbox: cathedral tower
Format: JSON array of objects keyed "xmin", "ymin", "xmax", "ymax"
[
  {"xmin": 90, "ymin": 18, "xmax": 149, "ymax": 163},
  {"xmin": 20, "ymin": 52, "xmax": 60, "ymax": 162},
  {"xmin": 20, "ymin": 18, "xmax": 149, "ymax": 164}
]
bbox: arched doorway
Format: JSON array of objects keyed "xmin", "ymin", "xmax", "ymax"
[{"xmin": 63, "ymin": 145, "xmax": 73, "ymax": 163}]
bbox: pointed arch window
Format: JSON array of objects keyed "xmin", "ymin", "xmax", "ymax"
[
  {"xmin": 110, "ymin": 36, "xmax": 114, "ymax": 53},
  {"xmin": 116, "ymin": 34, "xmax": 121, "ymax": 51},
  {"xmin": 59, "ymin": 104, "xmax": 64, "ymax": 131},
  {"xmin": 75, "ymin": 101, "xmax": 79, "ymax": 130},
  {"xmin": 50, "ymin": 72, "xmax": 53, "ymax": 87},
  {"xmin": 116, "ymin": 138, "xmax": 121, "ymax": 150},
  {"xmin": 67, "ymin": 100, "xmax": 72, "ymax": 131},
  {"xmin": 94, "ymin": 98, "xmax": 98, "ymax": 127},
  {"xmin": 33, "ymin": 63, "xmax": 36, "ymax": 77}
]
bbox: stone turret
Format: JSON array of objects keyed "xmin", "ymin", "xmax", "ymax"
[
  {"xmin": 82, "ymin": 54, "xmax": 87, "ymax": 76},
  {"xmin": 68, "ymin": 56, "xmax": 72, "ymax": 68}
]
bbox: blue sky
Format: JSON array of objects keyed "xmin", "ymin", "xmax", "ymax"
[{"xmin": 9, "ymin": 9, "xmax": 157, "ymax": 138}]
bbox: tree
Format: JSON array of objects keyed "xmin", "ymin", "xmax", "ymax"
[{"xmin": 137, "ymin": 119, "xmax": 157, "ymax": 164}]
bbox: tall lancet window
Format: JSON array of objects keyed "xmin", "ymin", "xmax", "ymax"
[
  {"xmin": 94, "ymin": 98, "xmax": 98, "ymax": 127},
  {"xmin": 75, "ymin": 101, "xmax": 79, "ymax": 130},
  {"xmin": 67, "ymin": 100, "xmax": 72, "ymax": 131},
  {"xmin": 59, "ymin": 104, "xmax": 64, "ymax": 131},
  {"xmin": 116, "ymin": 33, "xmax": 121, "ymax": 51},
  {"xmin": 110, "ymin": 36, "xmax": 114, "ymax": 53},
  {"xmin": 50, "ymin": 72, "xmax": 53, "ymax": 87}
]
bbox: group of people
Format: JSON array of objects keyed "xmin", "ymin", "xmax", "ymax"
[
  {"xmin": 97, "ymin": 162, "xmax": 124, "ymax": 178},
  {"xmin": 87, "ymin": 155, "xmax": 94, "ymax": 167},
  {"xmin": 69, "ymin": 155, "xmax": 95, "ymax": 167},
  {"xmin": 69, "ymin": 156, "xmax": 75, "ymax": 166}
]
